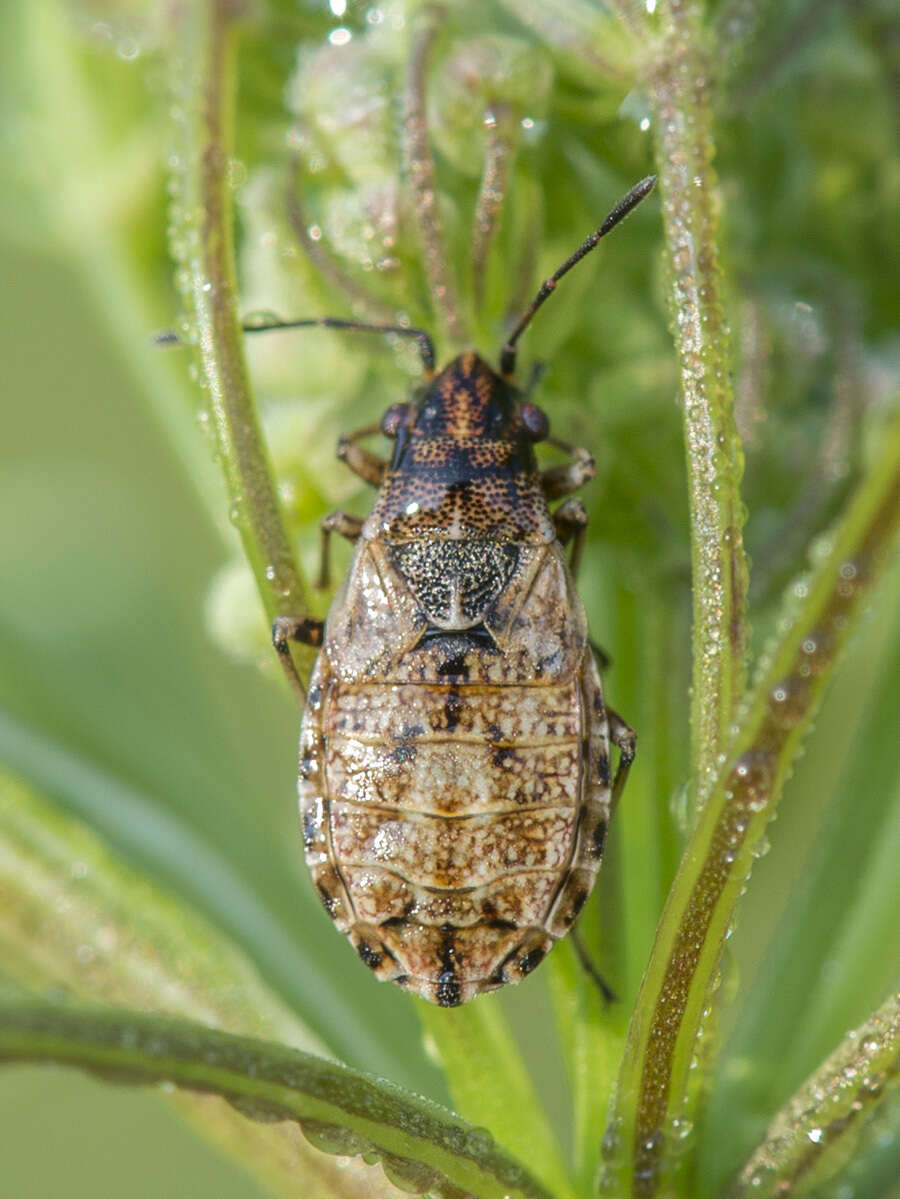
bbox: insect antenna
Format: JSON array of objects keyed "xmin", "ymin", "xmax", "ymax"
[
  {"xmin": 155, "ymin": 315, "xmax": 436, "ymax": 374},
  {"xmin": 499, "ymin": 174, "xmax": 657, "ymax": 377}
]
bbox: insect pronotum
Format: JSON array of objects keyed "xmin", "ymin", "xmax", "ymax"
[{"xmin": 262, "ymin": 174, "xmax": 656, "ymax": 1006}]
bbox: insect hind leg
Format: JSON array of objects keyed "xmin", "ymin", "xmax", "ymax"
[
  {"xmin": 607, "ymin": 706, "xmax": 637, "ymax": 809},
  {"xmin": 570, "ymin": 926, "xmax": 616, "ymax": 1003}
]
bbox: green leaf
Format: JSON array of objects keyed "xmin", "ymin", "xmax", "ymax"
[{"xmin": 731, "ymin": 987, "xmax": 900, "ymax": 1197}]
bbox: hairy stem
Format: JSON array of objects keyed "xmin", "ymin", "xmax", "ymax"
[
  {"xmin": 169, "ymin": 0, "xmax": 312, "ymax": 640},
  {"xmin": 402, "ymin": 3, "xmax": 468, "ymax": 349},
  {"xmin": 731, "ymin": 988, "xmax": 900, "ymax": 1196},
  {"xmin": 417, "ymin": 999, "xmax": 575, "ymax": 1199},
  {"xmin": 605, "ymin": 405, "xmax": 900, "ymax": 1195},
  {"xmin": 0, "ymin": 999, "xmax": 553, "ymax": 1199},
  {"xmin": 471, "ymin": 102, "xmax": 517, "ymax": 311},
  {"xmin": 642, "ymin": 0, "xmax": 750, "ymax": 797}
]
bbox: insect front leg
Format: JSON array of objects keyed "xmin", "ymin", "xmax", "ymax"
[
  {"xmin": 318, "ymin": 511, "xmax": 364, "ymax": 590},
  {"xmin": 336, "ymin": 423, "xmax": 388, "ymax": 487},
  {"xmin": 272, "ymin": 615, "xmax": 325, "ymax": 707},
  {"xmin": 540, "ymin": 436, "xmax": 596, "ymax": 500},
  {"xmin": 607, "ymin": 706, "xmax": 637, "ymax": 809}
]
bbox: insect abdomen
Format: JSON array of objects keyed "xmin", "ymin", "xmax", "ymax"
[{"xmin": 300, "ymin": 660, "xmax": 611, "ymax": 1005}]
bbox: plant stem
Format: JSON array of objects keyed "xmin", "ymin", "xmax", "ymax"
[
  {"xmin": 731, "ymin": 987, "xmax": 900, "ymax": 1197},
  {"xmin": 402, "ymin": 3, "xmax": 468, "ymax": 350},
  {"xmin": 170, "ymin": 0, "xmax": 312, "ymax": 634},
  {"xmin": 471, "ymin": 102, "xmax": 517, "ymax": 311},
  {"xmin": 0, "ymin": 998, "xmax": 554, "ymax": 1199},
  {"xmin": 605, "ymin": 405, "xmax": 900, "ymax": 1196},
  {"xmin": 417, "ymin": 998, "xmax": 575, "ymax": 1199},
  {"xmin": 642, "ymin": 0, "xmax": 750, "ymax": 798}
]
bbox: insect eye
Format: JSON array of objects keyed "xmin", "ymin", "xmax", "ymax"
[
  {"xmin": 521, "ymin": 403, "xmax": 550, "ymax": 441},
  {"xmin": 380, "ymin": 403, "xmax": 410, "ymax": 438}
]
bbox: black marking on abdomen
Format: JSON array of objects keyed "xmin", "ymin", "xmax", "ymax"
[
  {"xmin": 443, "ymin": 688, "xmax": 462, "ymax": 731},
  {"xmin": 437, "ymin": 651, "xmax": 469, "ymax": 681},
  {"xmin": 357, "ymin": 940, "xmax": 383, "ymax": 970},
  {"xmin": 591, "ymin": 817, "xmax": 608, "ymax": 860},
  {"xmin": 436, "ymin": 930, "xmax": 462, "ymax": 1007}
]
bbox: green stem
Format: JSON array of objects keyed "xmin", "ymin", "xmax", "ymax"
[
  {"xmin": 402, "ymin": 3, "xmax": 469, "ymax": 350},
  {"xmin": 642, "ymin": 0, "xmax": 750, "ymax": 797},
  {"xmin": 0, "ymin": 999, "xmax": 553, "ymax": 1199},
  {"xmin": 417, "ymin": 998, "xmax": 576, "ymax": 1199},
  {"xmin": 170, "ymin": 0, "xmax": 311, "ymax": 632},
  {"xmin": 730, "ymin": 987, "xmax": 900, "ymax": 1197},
  {"xmin": 605, "ymin": 406, "xmax": 900, "ymax": 1196}
]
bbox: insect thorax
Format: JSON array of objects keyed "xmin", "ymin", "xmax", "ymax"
[{"xmin": 366, "ymin": 351, "xmax": 556, "ymax": 546}]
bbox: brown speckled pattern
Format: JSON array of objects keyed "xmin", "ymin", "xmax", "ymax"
[{"xmin": 298, "ymin": 352, "xmax": 615, "ymax": 1005}]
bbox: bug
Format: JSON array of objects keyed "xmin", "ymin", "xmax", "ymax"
[{"xmin": 260, "ymin": 175, "xmax": 656, "ymax": 1006}]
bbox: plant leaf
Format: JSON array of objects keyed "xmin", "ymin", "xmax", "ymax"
[
  {"xmin": 0, "ymin": 998, "xmax": 554, "ymax": 1199},
  {"xmin": 730, "ymin": 987, "xmax": 900, "ymax": 1197}
]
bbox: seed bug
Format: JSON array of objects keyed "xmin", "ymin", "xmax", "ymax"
[{"xmin": 260, "ymin": 176, "xmax": 655, "ymax": 1006}]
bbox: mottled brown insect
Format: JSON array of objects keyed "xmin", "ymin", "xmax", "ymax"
[{"xmin": 269, "ymin": 177, "xmax": 655, "ymax": 1006}]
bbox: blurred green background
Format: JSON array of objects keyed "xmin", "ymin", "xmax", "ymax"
[{"xmin": 1, "ymin": 0, "xmax": 899, "ymax": 1195}]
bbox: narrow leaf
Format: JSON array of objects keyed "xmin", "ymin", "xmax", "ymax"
[
  {"xmin": 606, "ymin": 404, "xmax": 900, "ymax": 1195},
  {"xmin": 0, "ymin": 999, "xmax": 554, "ymax": 1199},
  {"xmin": 731, "ymin": 988, "xmax": 900, "ymax": 1197}
]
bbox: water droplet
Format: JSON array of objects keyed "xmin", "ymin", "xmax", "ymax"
[
  {"xmin": 117, "ymin": 36, "xmax": 140, "ymax": 61},
  {"xmin": 464, "ymin": 1126, "xmax": 494, "ymax": 1154},
  {"xmin": 769, "ymin": 677, "xmax": 810, "ymax": 727}
]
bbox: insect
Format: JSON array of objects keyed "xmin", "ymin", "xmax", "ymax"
[{"xmin": 265, "ymin": 176, "xmax": 656, "ymax": 1006}]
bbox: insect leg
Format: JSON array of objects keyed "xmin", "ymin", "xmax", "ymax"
[
  {"xmin": 553, "ymin": 497, "xmax": 589, "ymax": 578},
  {"xmin": 569, "ymin": 926, "xmax": 616, "ymax": 1003},
  {"xmin": 607, "ymin": 707, "xmax": 637, "ymax": 809},
  {"xmin": 540, "ymin": 436, "xmax": 596, "ymax": 500},
  {"xmin": 271, "ymin": 615, "xmax": 325, "ymax": 707},
  {"xmin": 318, "ymin": 511, "xmax": 364, "ymax": 590},
  {"xmin": 337, "ymin": 424, "xmax": 388, "ymax": 487},
  {"xmin": 590, "ymin": 640, "xmax": 613, "ymax": 672}
]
